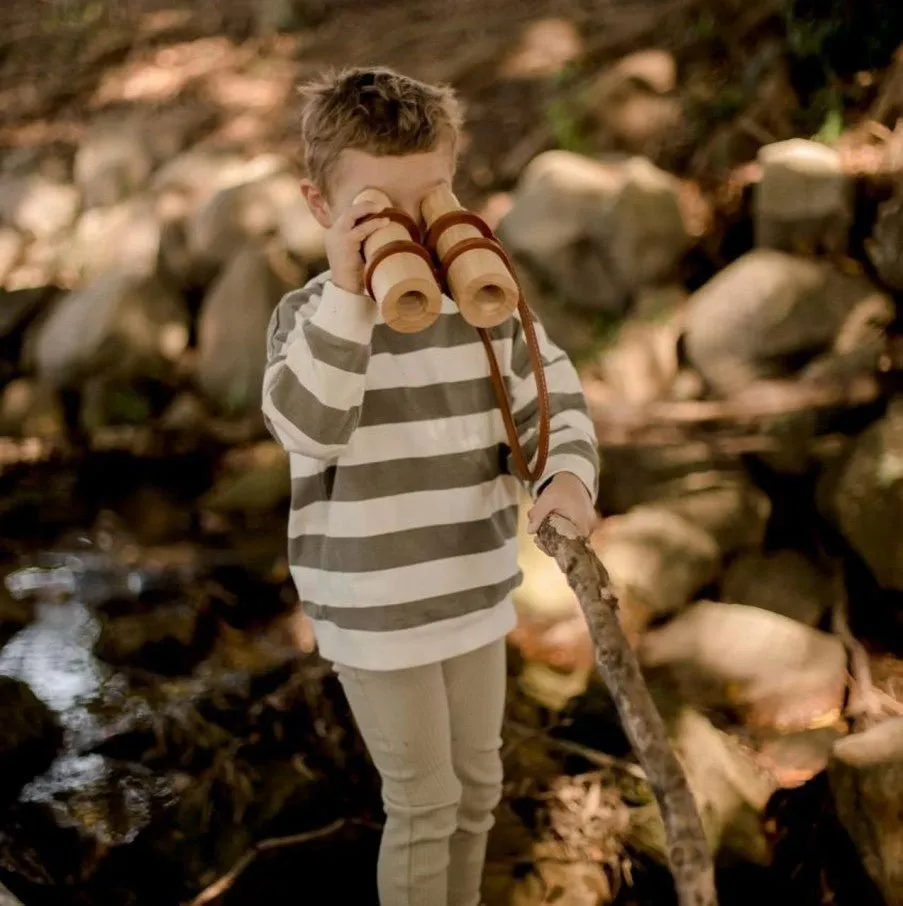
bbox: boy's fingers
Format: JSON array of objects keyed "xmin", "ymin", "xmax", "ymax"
[
  {"xmin": 351, "ymin": 217, "xmax": 390, "ymax": 240},
  {"xmin": 346, "ymin": 200, "xmax": 387, "ymax": 225}
]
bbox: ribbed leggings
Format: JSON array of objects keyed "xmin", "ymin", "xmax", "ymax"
[{"xmin": 334, "ymin": 639, "xmax": 507, "ymax": 906}]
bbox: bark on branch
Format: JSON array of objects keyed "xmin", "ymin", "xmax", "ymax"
[{"xmin": 536, "ymin": 513, "xmax": 718, "ymax": 906}]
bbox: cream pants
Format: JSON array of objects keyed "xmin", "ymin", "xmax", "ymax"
[{"xmin": 334, "ymin": 639, "xmax": 507, "ymax": 906}]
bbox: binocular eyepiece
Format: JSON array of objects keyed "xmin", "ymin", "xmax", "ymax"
[{"xmin": 355, "ymin": 185, "xmax": 521, "ymax": 334}]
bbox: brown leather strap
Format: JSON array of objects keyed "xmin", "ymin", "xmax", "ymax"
[
  {"xmin": 435, "ymin": 236, "xmax": 507, "ymax": 286},
  {"xmin": 427, "ymin": 209, "xmax": 550, "ymax": 484},
  {"xmin": 363, "ymin": 239, "xmax": 436, "ymax": 300},
  {"xmin": 424, "ymin": 209, "xmax": 493, "ymax": 251},
  {"xmin": 358, "ymin": 206, "xmax": 422, "ymax": 242}
]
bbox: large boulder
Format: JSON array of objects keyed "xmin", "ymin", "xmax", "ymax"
[
  {"xmin": 683, "ymin": 249, "xmax": 894, "ymax": 396},
  {"xmin": 195, "ymin": 244, "xmax": 292, "ymax": 415},
  {"xmin": 66, "ymin": 195, "xmax": 162, "ymax": 281},
  {"xmin": 828, "ymin": 717, "xmax": 903, "ymax": 906},
  {"xmin": 74, "ymin": 109, "xmax": 199, "ymax": 210},
  {"xmin": 497, "ymin": 150, "xmax": 693, "ymax": 316},
  {"xmin": 584, "ymin": 50, "xmax": 685, "ymax": 160},
  {"xmin": 0, "ymin": 173, "xmax": 81, "ymax": 240},
  {"xmin": 30, "ymin": 271, "xmax": 190, "ymax": 389},
  {"xmin": 754, "ymin": 139, "xmax": 853, "ymax": 254},
  {"xmin": 592, "ymin": 504, "xmax": 720, "ymax": 619},
  {"xmin": 0, "ymin": 676, "xmax": 63, "ymax": 804},
  {"xmin": 721, "ymin": 549, "xmax": 832, "ymax": 626},
  {"xmin": 185, "ymin": 165, "xmax": 300, "ymax": 275},
  {"xmin": 818, "ymin": 397, "xmax": 903, "ymax": 590},
  {"xmin": 638, "ymin": 601, "xmax": 848, "ymax": 731}
]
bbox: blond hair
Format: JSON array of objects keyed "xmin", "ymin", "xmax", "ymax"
[{"xmin": 298, "ymin": 66, "xmax": 464, "ymax": 193}]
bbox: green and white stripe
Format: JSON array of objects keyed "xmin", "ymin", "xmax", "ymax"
[{"xmin": 262, "ymin": 272, "xmax": 599, "ymax": 671}]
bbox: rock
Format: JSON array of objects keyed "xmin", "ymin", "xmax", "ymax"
[
  {"xmin": 683, "ymin": 249, "xmax": 893, "ymax": 396},
  {"xmin": 597, "ymin": 440, "xmax": 752, "ymax": 516},
  {"xmin": 0, "ymin": 581, "xmax": 34, "ymax": 647},
  {"xmin": 0, "ymin": 285, "xmax": 55, "ymax": 341},
  {"xmin": 0, "ymin": 379, "xmax": 65, "ymax": 439},
  {"xmin": 195, "ymin": 244, "xmax": 291, "ymax": 415},
  {"xmin": 866, "ymin": 190, "xmax": 903, "ymax": 290},
  {"xmin": 187, "ymin": 169, "xmax": 300, "ymax": 274},
  {"xmin": 31, "ymin": 271, "xmax": 190, "ymax": 389},
  {"xmin": 597, "ymin": 318, "xmax": 680, "ymax": 405},
  {"xmin": 638, "ymin": 601, "xmax": 848, "ymax": 731},
  {"xmin": 201, "ymin": 440, "xmax": 290, "ymax": 515},
  {"xmin": 11, "ymin": 753, "xmax": 176, "ymax": 874},
  {"xmin": 277, "ymin": 194, "xmax": 326, "ymax": 263},
  {"xmin": 755, "ymin": 725, "xmax": 845, "ymax": 788},
  {"xmin": 819, "ymin": 397, "xmax": 903, "ymax": 590},
  {"xmin": 755, "ymin": 139, "xmax": 853, "ymax": 254},
  {"xmin": 828, "ymin": 717, "xmax": 903, "ymax": 906},
  {"xmin": 652, "ymin": 480, "xmax": 772, "ymax": 556},
  {"xmin": 511, "ymin": 262, "xmax": 606, "ymax": 362},
  {"xmin": 74, "ymin": 116, "xmax": 157, "ymax": 209},
  {"xmin": 152, "ymin": 150, "xmax": 286, "ymax": 215},
  {"xmin": 0, "ymin": 676, "xmax": 63, "ymax": 804},
  {"xmin": 0, "ymin": 174, "xmax": 81, "ymax": 239},
  {"xmin": 509, "ymin": 495, "xmax": 649, "ymax": 710},
  {"xmin": 67, "ymin": 196, "xmax": 162, "ymax": 281},
  {"xmin": 721, "ymin": 549, "xmax": 831, "ymax": 626},
  {"xmin": 94, "ymin": 602, "xmax": 216, "ymax": 675},
  {"xmin": 0, "ymin": 228, "xmax": 25, "ymax": 283},
  {"xmin": 497, "ymin": 150, "xmax": 692, "ymax": 316},
  {"xmin": 586, "ymin": 50, "xmax": 685, "ymax": 158},
  {"xmin": 72, "ymin": 109, "xmax": 201, "ymax": 214},
  {"xmin": 629, "ymin": 705, "xmax": 777, "ymax": 867},
  {"xmin": 591, "ymin": 505, "xmax": 720, "ymax": 619},
  {"xmin": 3, "ymin": 234, "xmax": 69, "ymax": 291}
]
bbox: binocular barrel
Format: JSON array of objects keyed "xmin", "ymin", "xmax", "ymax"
[
  {"xmin": 421, "ymin": 185, "xmax": 519, "ymax": 329},
  {"xmin": 356, "ymin": 186, "xmax": 520, "ymax": 333},
  {"xmin": 357, "ymin": 188, "xmax": 443, "ymax": 333}
]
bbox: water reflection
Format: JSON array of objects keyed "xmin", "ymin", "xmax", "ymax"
[{"xmin": 0, "ymin": 598, "xmax": 109, "ymax": 733}]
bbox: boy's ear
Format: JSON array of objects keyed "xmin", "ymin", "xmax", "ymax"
[{"xmin": 300, "ymin": 179, "xmax": 332, "ymax": 228}]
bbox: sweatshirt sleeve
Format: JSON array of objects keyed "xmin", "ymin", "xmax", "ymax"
[
  {"xmin": 261, "ymin": 276, "xmax": 378, "ymax": 458},
  {"xmin": 506, "ymin": 310, "xmax": 600, "ymax": 500}
]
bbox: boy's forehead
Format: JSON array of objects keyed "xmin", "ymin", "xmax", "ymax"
[{"xmin": 332, "ymin": 145, "xmax": 454, "ymax": 203}]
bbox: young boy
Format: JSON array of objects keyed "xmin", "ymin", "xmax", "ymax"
[{"xmin": 261, "ymin": 67, "xmax": 600, "ymax": 906}]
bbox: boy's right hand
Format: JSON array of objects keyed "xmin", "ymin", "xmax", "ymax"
[{"xmin": 325, "ymin": 199, "xmax": 390, "ymax": 296}]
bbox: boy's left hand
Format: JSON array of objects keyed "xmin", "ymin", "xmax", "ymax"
[{"xmin": 527, "ymin": 471, "xmax": 596, "ymax": 537}]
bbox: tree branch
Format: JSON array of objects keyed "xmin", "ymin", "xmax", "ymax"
[
  {"xmin": 535, "ymin": 514, "xmax": 718, "ymax": 906},
  {"xmin": 184, "ymin": 818, "xmax": 348, "ymax": 906}
]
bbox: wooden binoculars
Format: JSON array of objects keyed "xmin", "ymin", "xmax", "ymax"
[{"xmin": 356, "ymin": 186, "xmax": 521, "ymax": 333}]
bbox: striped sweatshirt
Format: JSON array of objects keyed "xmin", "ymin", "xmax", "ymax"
[{"xmin": 261, "ymin": 271, "xmax": 600, "ymax": 671}]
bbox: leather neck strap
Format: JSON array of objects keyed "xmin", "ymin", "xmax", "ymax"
[
  {"xmin": 359, "ymin": 206, "xmax": 551, "ymax": 485},
  {"xmin": 426, "ymin": 210, "xmax": 550, "ymax": 485}
]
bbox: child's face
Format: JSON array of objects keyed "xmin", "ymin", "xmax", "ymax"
[{"xmin": 301, "ymin": 140, "xmax": 456, "ymax": 230}]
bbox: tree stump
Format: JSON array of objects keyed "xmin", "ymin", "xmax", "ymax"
[{"xmin": 536, "ymin": 514, "xmax": 718, "ymax": 906}]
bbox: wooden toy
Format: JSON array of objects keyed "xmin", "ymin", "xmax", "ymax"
[
  {"xmin": 421, "ymin": 185, "xmax": 520, "ymax": 328},
  {"xmin": 356, "ymin": 188, "xmax": 443, "ymax": 333}
]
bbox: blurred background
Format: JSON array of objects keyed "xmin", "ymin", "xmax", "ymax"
[{"xmin": 0, "ymin": 1, "xmax": 902, "ymax": 904}]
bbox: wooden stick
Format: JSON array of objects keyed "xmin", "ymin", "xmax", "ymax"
[
  {"xmin": 535, "ymin": 513, "xmax": 718, "ymax": 906},
  {"xmin": 421, "ymin": 185, "xmax": 519, "ymax": 328},
  {"xmin": 355, "ymin": 188, "xmax": 443, "ymax": 333},
  {"xmin": 184, "ymin": 818, "xmax": 347, "ymax": 906}
]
